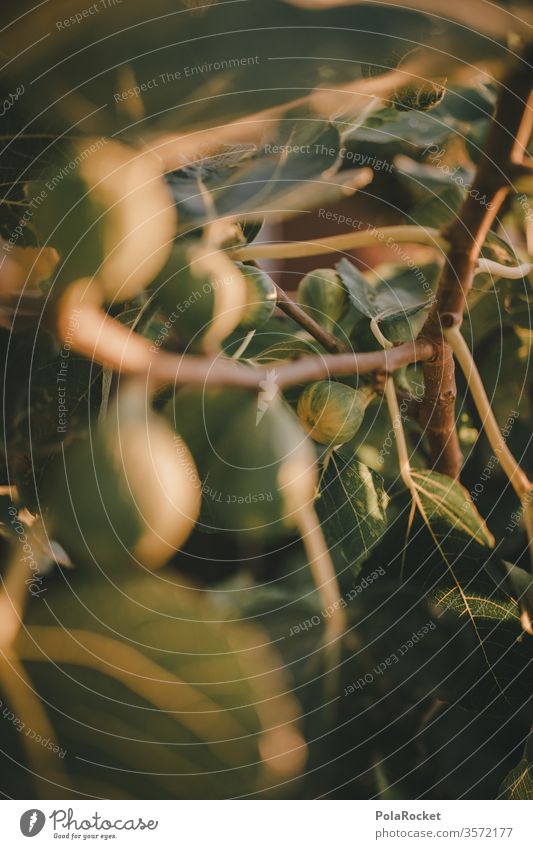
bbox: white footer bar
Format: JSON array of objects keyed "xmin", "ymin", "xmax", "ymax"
[{"xmin": 1, "ymin": 799, "xmax": 530, "ymax": 847}]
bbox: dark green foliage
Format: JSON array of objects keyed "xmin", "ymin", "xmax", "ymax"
[{"xmin": 0, "ymin": 0, "xmax": 531, "ymax": 803}]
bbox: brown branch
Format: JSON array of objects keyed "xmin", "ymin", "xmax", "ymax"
[
  {"xmin": 419, "ymin": 57, "xmax": 533, "ymax": 478},
  {"xmin": 57, "ymin": 283, "xmax": 435, "ymax": 390},
  {"xmin": 274, "ymin": 284, "xmax": 346, "ymax": 354}
]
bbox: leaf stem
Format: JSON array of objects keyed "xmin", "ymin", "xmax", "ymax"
[
  {"xmin": 475, "ymin": 258, "xmax": 533, "ymax": 279},
  {"xmin": 369, "ymin": 318, "xmax": 415, "ymax": 491},
  {"xmin": 445, "ymin": 324, "xmax": 531, "ymax": 500},
  {"xmin": 229, "ymin": 225, "xmax": 446, "ymax": 262},
  {"xmin": 297, "ymin": 504, "xmax": 346, "ymax": 640}
]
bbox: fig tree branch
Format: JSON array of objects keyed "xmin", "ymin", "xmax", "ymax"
[
  {"xmin": 419, "ymin": 57, "xmax": 533, "ymax": 479},
  {"xmin": 58, "ymin": 282, "xmax": 435, "ymax": 390},
  {"xmin": 273, "ymin": 284, "xmax": 347, "ymax": 353}
]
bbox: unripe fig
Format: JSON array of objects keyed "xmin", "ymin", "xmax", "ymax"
[
  {"xmin": 297, "ymin": 381, "xmax": 372, "ymax": 445},
  {"xmin": 29, "ymin": 139, "xmax": 176, "ymax": 302},
  {"xmin": 297, "ymin": 268, "xmax": 348, "ymax": 332},
  {"xmin": 235, "ymin": 262, "xmax": 277, "ymax": 329},
  {"xmin": 149, "ymin": 245, "xmax": 247, "ymax": 352},
  {"xmin": 167, "ymin": 388, "xmax": 317, "ymax": 540},
  {"xmin": 40, "ymin": 383, "xmax": 200, "ymax": 570}
]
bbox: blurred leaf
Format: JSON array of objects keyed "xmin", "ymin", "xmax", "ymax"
[
  {"xmin": 4, "ymin": 566, "xmax": 306, "ymax": 799},
  {"xmin": 395, "ymin": 153, "xmax": 466, "ymax": 228},
  {"xmin": 39, "ymin": 384, "xmax": 200, "ymax": 570},
  {"xmin": 168, "ymin": 388, "xmax": 315, "ymax": 541},
  {"xmin": 417, "ymin": 701, "xmax": 529, "ymax": 799},
  {"xmin": 1, "ymin": 0, "xmax": 494, "ymax": 138},
  {"xmin": 169, "ymin": 119, "xmax": 342, "ymax": 228},
  {"xmin": 481, "ymin": 231, "xmax": 519, "ymax": 266}
]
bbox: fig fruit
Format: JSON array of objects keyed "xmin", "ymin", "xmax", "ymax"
[
  {"xmin": 297, "ymin": 268, "xmax": 348, "ymax": 332},
  {"xmin": 29, "ymin": 139, "xmax": 176, "ymax": 302},
  {"xmin": 297, "ymin": 380, "xmax": 372, "ymax": 445},
  {"xmin": 235, "ymin": 263, "xmax": 277, "ymax": 329},
  {"xmin": 149, "ymin": 244, "xmax": 247, "ymax": 352},
  {"xmin": 40, "ymin": 383, "xmax": 200, "ymax": 570},
  {"xmin": 167, "ymin": 388, "xmax": 317, "ymax": 540}
]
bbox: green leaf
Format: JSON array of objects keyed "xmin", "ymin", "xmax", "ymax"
[
  {"xmin": 315, "ymin": 450, "xmax": 388, "ymax": 576},
  {"xmin": 417, "ymin": 701, "xmax": 529, "ymax": 800},
  {"xmin": 169, "ymin": 118, "xmax": 343, "ymax": 229},
  {"xmin": 337, "ymin": 258, "xmax": 433, "ymax": 320},
  {"xmin": 500, "ymin": 762, "xmax": 533, "ymax": 799},
  {"xmin": 500, "ymin": 735, "xmax": 533, "ymax": 800},
  {"xmin": 410, "ymin": 183, "xmax": 464, "ymax": 228},
  {"xmin": 411, "ymin": 469, "xmax": 494, "ymax": 549},
  {"xmin": 395, "ymin": 153, "xmax": 466, "ymax": 228},
  {"xmin": 335, "ymin": 258, "xmax": 433, "ymax": 355},
  {"xmin": 361, "ymin": 471, "xmax": 533, "ymax": 714}
]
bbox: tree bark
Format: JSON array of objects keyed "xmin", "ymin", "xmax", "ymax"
[{"xmin": 419, "ymin": 57, "xmax": 533, "ymax": 478}]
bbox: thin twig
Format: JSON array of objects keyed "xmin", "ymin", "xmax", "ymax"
[{"xmin": 274, "ymin": 284, "xmax": 346, "ymax": 353}]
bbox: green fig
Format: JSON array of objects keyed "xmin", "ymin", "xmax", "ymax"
[
  {"xmin": 29, "ymin": 139, "xmax": 176, "ymax": 301},
  {"xmin": 149, "ymin": 245, "xmax": 247, "ymax": 352},
  {"xmin": 40, "ymin": 383, "xmax": 200, "ymax": 570},
  {"xmin": 297, "ymin": 268, "xmax": 348, "ymax": 332},
  {"xmin": 167, "ymin": 388, "xmax": 317, "ymax": 540},
  {"xmin": 235, "ymin": 263, "xmax": 277, "ymax": 329},
  {"xmin": 297, "ymin": 380, "xmax": 373, "ymax": 446}
]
